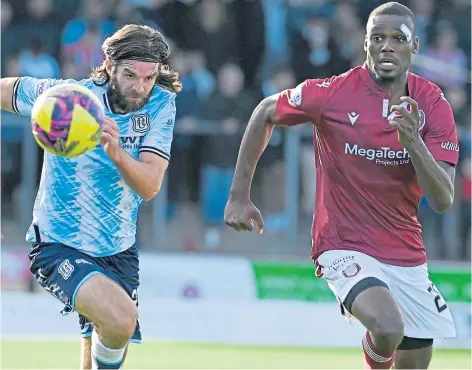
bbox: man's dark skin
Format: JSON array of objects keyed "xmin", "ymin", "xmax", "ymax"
[
  {"xmin": 367, "ymin": 15, "xmax": 455, "ymax": 215},
  {"xmin": 224, "ymin": 10, "xmax": 455, "ymax": 370}
]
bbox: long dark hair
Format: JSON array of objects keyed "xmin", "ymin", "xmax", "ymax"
[{"xmin": 91, "ymin": 24, "xmax": 182, "ymax": 93}]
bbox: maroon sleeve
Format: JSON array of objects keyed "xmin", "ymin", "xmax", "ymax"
[
  {"xmin": 423, "ymin": 91, "xmax": 459, "ymax": 166},
  {"xmin": 275, "ymin": 78, "xmax": 332, "ymax": 126}
]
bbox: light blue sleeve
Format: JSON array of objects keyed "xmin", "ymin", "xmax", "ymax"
[
  {"xmin": 138, "ymin": 95, "xmax": 176, "ymax": 161},
  {"xmin": 13, "ymin": 76, "xmax": 77, "ymax": 116}
]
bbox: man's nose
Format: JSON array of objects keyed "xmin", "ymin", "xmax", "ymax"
[
  {"xmin": 133, "ymin": 83, "xmax": 145, "ymax": 93},
  {"xmin": 381, "ymin": 38, "xmax": 395, "ymax": 52}
]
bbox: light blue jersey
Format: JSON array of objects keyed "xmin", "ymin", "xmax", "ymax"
[{"xmin": 14, "ymin": 77, "xmax": 176, "ymax": 257}]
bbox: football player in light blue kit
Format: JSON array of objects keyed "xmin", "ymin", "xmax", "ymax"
[{"xmin": 0, "ymin": 24, "xmax": 182, "ymax": 369}]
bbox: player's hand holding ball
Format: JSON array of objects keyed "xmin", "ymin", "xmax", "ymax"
[
  {"xmin": 224, "ymin": 197, "xmax": 264, "ymax": 234},
  {"xmin": 389, "ymin": 96, "xmax": 421, "ymax": 149},
  {"xmin": 101, "ymin": 116, "xmax": 122, "ymax": 162}
]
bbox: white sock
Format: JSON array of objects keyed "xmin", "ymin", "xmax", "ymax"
[{"xmin": 91, "ymin": 329, "xmax": 127, "ymax": 369}]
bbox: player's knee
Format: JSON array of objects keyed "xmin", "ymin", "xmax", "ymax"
[
  {"xmin": 93, "ymin": 293, "xmax": 137, "ymax": 343},
  {"xmin": 371, "ymin": 313, "xmax": 404, "ymax": 350},
  {"xmin": 107, "ymin": 301, "xmax": 137, "ymax": 340}
]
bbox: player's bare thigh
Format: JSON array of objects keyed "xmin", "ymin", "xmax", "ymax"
[
  {"xmin": 350, "ymin": 286, "xmax": 404, "ymax": 353},
  {"xmin": 75, "ymin": 274, "xmax": 137, "ymax": 348},
  {"xmin": 80, "ymin": 337, "xmax": 130, "ymax": 370},
  {"xmin": 317, "ymin": 250, "xmax": 404, "ymax": 353}
]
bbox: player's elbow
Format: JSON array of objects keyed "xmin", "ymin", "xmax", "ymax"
[
  {"xmin": 141, "ymin": 181, "xmax": 162, "ymax": 201},
  {"xmin": 141, "ymin": 187, "xmax": 160, "ymax": 201},
  {"xmin": 431, "ymin": 194, "xmax": 454, "ymax": 214},
  {"xmin": 260, "ymin": 95, "xmax": 278, "ymax": 124},
  {"xmin": 141, "ymin": 192, "xmax": 158, "ymax": 201},
  {"xmin": 139, "ymin": 164, "xmax": 167, "ymax": 201}
]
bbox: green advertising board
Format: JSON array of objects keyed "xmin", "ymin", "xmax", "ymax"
[
  {"xmin": 429, "ymin": 268, "xmax": 471, "ymax": 303},
  {"xmin": 252, "ymin": 261, "xmax": 471, "ymax": 303}
]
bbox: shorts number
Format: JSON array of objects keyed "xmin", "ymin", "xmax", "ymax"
[{"xmin": 428, "ymin": 285, "xmax": 447, "ymax": 313}]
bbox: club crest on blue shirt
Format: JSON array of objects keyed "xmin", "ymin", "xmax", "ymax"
[{"xmin": 132, "ymin": 114, "xmax": 151, "ymax": 133}]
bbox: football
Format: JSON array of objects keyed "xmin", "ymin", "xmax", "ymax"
[{"xmin": 31, "ymin": 83, "xmax": 105, "ymax": 158}]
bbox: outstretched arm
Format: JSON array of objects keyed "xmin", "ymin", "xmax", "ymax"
[
  {"xmin": 0, "ymin": 77, "xmax": 20, "ymax": 112},
  {"xmin": 224, "ymin": 95, "xmax": 278, "ymax": 233},
  {"xmin": 229, "ymin": 94, "xmax": 278, "ymax": 200},
  {"xmin": 225, "ymin": 78, "xmax": 325, "ymax": 232},
  {"xmin": 225, "ymin": 77, "xmax": 330, "ymax": 232},
  {"xmin": 228, "ymin": 77, "xmax": 328, "ymax": 202},
  {"xmin": 1, "ymin": 77, "xmax": 68, "ymax": 116}
]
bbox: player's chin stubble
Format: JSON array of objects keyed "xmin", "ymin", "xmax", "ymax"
[
  {"xmin": 110, "ymin": 76, "xmax": 151, "ymax": 113},
  {"xmin": 375, "ymin": 71, "xmax": 396, "ymax": 83},
  {"xmin": 370, "ymin": 64, "xmax": 398, "ymax": 85}
]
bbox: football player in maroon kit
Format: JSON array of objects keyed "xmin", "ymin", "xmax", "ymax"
[{"xmin": 224, "ymin": 2, "xmax": 458, "ymax": 369}]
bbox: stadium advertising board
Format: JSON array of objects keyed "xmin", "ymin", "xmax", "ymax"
[
  {"xmin": 252, "ymin": 261, "xmax": 471, "ymax": 303},
  {"xmin": 1, "ymin": 246, "xmax": 31, "ymax": 291},
  {"xmin": 138, "ymin": 252, "xmax": 257, "ymax": 300}
]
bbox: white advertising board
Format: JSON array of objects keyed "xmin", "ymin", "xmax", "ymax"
[
  {"xmin": 1, "ymin": 246, "xmax": 31, "ymax": 290},
  {"xmin": 137, "ymin": 252, "xmax": 257, "ymax": 300}
]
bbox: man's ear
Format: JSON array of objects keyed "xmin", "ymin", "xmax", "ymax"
[
  {"xmin": 364, "ymin": 37, "xmax": 368, "ymax": 52},
  {"xmin": 412, "ymin": 36, "xmax": 419, "ymax": 54},
  {"xmin": 105, "ymin": 59, "xmax": 112, "ymax": 75}
]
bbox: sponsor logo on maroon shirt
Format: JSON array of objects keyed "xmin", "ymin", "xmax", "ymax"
[{"xmin": 440, "ymin": 141, "xmax": 459, "ymax": 152}]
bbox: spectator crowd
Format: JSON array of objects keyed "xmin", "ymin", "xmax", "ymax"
[{"xmin": 1, "ymin": 0, "xmax": 470, "ymax": 260}]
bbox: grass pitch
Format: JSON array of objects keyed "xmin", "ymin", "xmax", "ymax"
[{"xmin": 1, "ymin": 340, "xmax": 470, "ymax": 369}]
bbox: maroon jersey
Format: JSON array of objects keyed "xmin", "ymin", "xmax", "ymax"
[{"xmin": 275, "ymin": 64, "xmax": 459, "ymax": 266}]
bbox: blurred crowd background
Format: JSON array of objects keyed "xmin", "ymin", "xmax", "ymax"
[{"xmin": 1, "ymin": 0, "xmax": 470, "ymax": 262}]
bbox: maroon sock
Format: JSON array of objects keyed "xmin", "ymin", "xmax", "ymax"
[{"xmin": 362, "ymin": 331, "xmax": 396, "ymax": 369}]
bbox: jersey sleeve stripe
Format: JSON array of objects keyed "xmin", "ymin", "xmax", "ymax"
[
  {"xmin": 139, "ymin": 146, "xmax": 170, "ymax": 161},
  {"xmin": 12, "ymin": 77, "xmax": 22, "ymax": 114}
]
